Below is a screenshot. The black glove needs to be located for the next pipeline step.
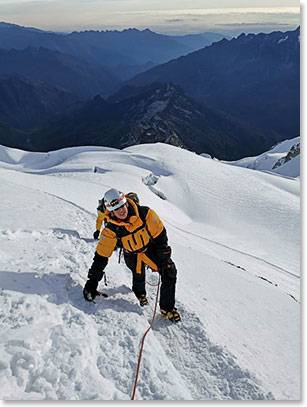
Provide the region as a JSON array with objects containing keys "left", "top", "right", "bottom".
[
  {"left": 93, "top": 230, "right": 100, "bottom": 240},
  {"left": 83, "top": 279, "right": 99, "bottom": 302}
]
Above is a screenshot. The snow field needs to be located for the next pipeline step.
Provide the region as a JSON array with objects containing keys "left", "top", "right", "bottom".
[{"left": 0, "top": 142, "right": 300, "bottom": 400}]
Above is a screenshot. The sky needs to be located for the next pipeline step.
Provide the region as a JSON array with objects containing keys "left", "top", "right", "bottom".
[{"left": 0, "top": 0, "right": 300, "bottom": 35}]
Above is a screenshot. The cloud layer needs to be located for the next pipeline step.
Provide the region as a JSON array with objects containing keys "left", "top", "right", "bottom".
[{"left": 0, "top": 1, "right": 300, "bottom": 35}]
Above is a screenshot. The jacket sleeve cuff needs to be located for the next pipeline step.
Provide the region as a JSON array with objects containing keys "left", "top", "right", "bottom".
[{"left": 88, "top": 252, "right": 108, "bottom": 281}]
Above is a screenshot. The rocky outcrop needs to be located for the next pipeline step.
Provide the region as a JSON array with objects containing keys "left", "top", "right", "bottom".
[{"left": 273, "top": 142, "right": 300, "bottom": 169}]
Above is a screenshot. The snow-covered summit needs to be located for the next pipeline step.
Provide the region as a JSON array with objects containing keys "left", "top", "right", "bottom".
[{"left": 0, "top": 142, "right": 300, "bottom": 400}]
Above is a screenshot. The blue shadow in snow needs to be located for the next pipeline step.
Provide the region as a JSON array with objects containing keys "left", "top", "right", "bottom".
[{"left": 0, "top": 271, "right": 142, "bottom": 316}]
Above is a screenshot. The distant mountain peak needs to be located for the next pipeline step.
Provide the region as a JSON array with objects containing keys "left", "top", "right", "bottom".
[
  {"left": 125, "top": 28, "right": 142, "bottom": 32},
  {"left": 89, "top": 94, "right": 108, "bottom": 108},
  {"left": 0, "top": 21, "right": 46, "bottom": 33},
  {"left": 0, "top": 22, "right": 19, "bottom": 28},
  {"left": 236, "top": 32, "right": 246, "bottom": 39}
]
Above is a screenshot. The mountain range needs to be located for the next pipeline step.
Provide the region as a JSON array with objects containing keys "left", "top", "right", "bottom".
[
  {"left": 117, "top": 27, "right": 300, "bottom": 141},
  {"left": 0, "top": 22, "right": 228, "bottom": 79},
  {"left": 0, "top": 23, "right": 300, "bottom": 160}
]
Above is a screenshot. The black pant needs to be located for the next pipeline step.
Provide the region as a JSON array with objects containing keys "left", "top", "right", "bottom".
[{"left": 124, "top": 245, "right": 177, "bottom": 311}]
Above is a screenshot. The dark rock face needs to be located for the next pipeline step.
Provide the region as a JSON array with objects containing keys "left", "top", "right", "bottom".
[{"left": 26, "top": 82, "right": 276, "bottom": 160}]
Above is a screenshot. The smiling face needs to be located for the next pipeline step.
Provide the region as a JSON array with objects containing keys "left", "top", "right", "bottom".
[{"left": 113, "top": 203, "right": 128, "bottom": 220}]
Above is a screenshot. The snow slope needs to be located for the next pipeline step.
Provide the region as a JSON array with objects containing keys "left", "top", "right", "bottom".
[
  {"left": 226, "top": 137, "right": 300, "bottom": 178},
  {"left": 0, "top": 143, "right": 300, "bottom": 400}
]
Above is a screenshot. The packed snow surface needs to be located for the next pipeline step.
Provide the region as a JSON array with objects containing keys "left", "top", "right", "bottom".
[{"left": 0, "top": 142, "right": 300, "bottom": 400}]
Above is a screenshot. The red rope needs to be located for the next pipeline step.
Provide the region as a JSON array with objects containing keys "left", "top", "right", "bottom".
[
  {"left": 146, "top": 278, "right": 160, "bottom": 286},
  {"left": 131, "top": 272, "right": 161, "bottom": 400}
]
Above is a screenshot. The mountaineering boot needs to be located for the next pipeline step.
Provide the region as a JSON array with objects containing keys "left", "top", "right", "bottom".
[
  {"left": 138, "top": 294, "right": 148, "bottom": 307},
  {"left": 160, "top": 307, "right": 181, "bottom": 322}
]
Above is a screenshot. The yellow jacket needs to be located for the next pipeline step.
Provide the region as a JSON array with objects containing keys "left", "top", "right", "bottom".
[
  {"left": 96, "top": 210, "right": 105, "bottom": 231},
  {"left": 96, "top": 198, "right": 164, "bottom": 258}
]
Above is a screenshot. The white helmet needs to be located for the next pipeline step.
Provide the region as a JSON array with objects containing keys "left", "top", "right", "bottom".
[{"left": 104, "top": 188, "right": 126, "bottom": 211}]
